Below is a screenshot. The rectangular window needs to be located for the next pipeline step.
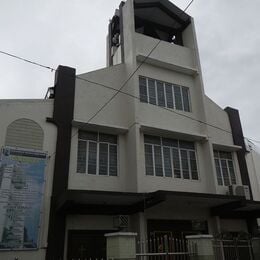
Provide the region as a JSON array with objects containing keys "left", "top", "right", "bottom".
[
  {"left": 139, "top": 76, "right": 191, "bottom": 112},
  {"left": 214, "top": 150, "right": 236, "bottom": 186},
  {"left": 77, "top": 131, "right": 118, "bottom": 176},
  {"left": 144, "top": 135, "right": 198, "bottom": 180}
]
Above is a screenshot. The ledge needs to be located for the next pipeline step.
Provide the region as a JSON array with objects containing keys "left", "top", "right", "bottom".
[
  {"left": 186, "top": 235, "right": 213, "bottom": 239},
  {"left": 140, "top": 124, "right": 208, "bottom": 142},
  {"left": 72, "top": 120, "right": 128, "bottom": 135},
  {"left": 137, "top": 55, "right": 198, "bottom": 76},
  {"left": 212, "top": 143, "right": 242, "bottom": 152},
  {"left": 105, "top": 232, "right": 138, "bottom": 237}
]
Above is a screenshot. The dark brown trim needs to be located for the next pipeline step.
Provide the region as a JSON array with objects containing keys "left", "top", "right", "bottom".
[
  {"left": 225, "top": 107, "right": 253, "bottom": 199},
  {"left": 46, "top": 65, "right": 76, "bottom": 260},
  {"left": 134, "top": 0, "right": 191, "bottom": 30},
  {"left": 211, "top": 200, "right": 247, "bottom": 216}
]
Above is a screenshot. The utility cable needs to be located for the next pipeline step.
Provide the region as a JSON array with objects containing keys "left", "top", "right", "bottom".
[
  {"left": 0, "top": 50, "right": 56, "bottom": 72},
  {"left": 1, "top": 0, "right": 260, "bottom": 151}
]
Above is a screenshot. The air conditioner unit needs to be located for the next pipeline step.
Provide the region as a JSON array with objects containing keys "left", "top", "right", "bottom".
[
  {"left": 229, "top": 185, "right": 251, "bottom": 200},
  {"left": 113, "top": 215, "right": 129, "bottom": 228}
]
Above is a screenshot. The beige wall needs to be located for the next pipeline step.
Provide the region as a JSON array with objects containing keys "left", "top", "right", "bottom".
[
  {"left": 68, "top": 0, "right": 243, "bottom": 197},
  {"left": 0, "top": 99, "right": 56, "bottom": 260}
]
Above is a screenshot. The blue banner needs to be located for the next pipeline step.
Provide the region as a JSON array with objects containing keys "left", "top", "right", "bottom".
[{"left": 0, "top": 147, "right": 46, "bottom": 250}]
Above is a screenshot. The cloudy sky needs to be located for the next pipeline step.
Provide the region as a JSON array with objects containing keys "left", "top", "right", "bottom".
[{"left": 0, "top": 0, "right": 260, "bottom": 143}]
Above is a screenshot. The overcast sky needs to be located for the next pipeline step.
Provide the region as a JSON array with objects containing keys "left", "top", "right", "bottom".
[{"left": 0, "top": 0, "right": 260, "bottom": 144}]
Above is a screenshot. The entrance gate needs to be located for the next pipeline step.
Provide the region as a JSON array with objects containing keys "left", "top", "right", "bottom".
[
  {"left": 136, "top": 235, "right": 197, "bottom": 260},
  {"left": 213, "top": 238, "right": 254, "bottom": 260},
  {"left": 67, "top": 230, "right": 114, "bottom": 260}
]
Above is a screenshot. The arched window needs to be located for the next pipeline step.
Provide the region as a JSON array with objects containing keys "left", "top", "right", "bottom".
[{"left": 5, "top": 118, "right": 44, "bottom": 150}]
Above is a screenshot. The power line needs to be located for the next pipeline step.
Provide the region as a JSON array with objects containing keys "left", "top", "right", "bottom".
[
  {"left": 0, "top": 50, "right": 56, "bottom": 72},
  {"left": 47, "top": 0, "right": 196, "bottom": 159},
  {"left": 1, "top": 1, "right": 260, "bottom": 149},
  {"left": 85, "top": 0, "right": 195, "bottom": 125},
  {"left": 86, "top": 39, "right": 161, "bottom": 124}
]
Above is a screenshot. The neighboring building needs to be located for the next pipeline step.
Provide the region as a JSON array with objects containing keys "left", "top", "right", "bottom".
[
  {"left": 0, "top": 0, "right": 260, "bottom": 259},
  {"left": 0, "top": 101, "right": 56, "bottom": 259}
]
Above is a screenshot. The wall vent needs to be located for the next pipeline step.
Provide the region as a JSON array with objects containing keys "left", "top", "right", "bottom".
[{"left": 113, "top": 215, "right": 129, "bottom": 228}]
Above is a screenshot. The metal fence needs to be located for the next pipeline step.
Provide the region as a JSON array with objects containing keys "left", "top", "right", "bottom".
[
  {"left": 136, "top": 235, "right": 197, "bottom": 260},
  {"left": 213, "top": 238, "right": 254, "bottom": 260}
]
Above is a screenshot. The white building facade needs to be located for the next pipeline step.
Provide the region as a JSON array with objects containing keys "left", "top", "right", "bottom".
[{"left": 0, "top": 0, "right": 260, "bottom": 259}]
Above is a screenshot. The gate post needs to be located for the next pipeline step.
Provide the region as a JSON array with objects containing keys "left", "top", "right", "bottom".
[
  {"left": 252, "top": 237, "right": 260, "bottom": 260},
  {"left": 105, "top": 232, "right": 137, "bottom": 260},
  {"left": 186, "top": 235, "right": 214, "bottom": 260}
]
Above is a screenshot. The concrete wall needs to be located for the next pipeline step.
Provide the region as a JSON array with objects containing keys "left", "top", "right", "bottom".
[
  {"left": 220, "top": 219, "right": 248, "bottom": 233},
  {"left": 0, "top": 99, "right": 56, "bottom": 260},
  {"left": 67, "top": 0, "right": 244, "bottom": 197},
  {"left": 246, "top": 144, "right": 260, "bottom": 201}
]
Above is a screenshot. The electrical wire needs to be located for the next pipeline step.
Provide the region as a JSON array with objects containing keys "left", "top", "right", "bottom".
[
  {"left": 1, "top": 0, "right": 260, "bottom": 153},
  {"left": 0, "top": 50, "right": 56, "bottom": 72}
]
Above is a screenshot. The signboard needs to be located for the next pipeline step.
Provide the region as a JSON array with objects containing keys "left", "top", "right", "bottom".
[{"left": 0, "top": 147, "right": 47, "bottom": 250}]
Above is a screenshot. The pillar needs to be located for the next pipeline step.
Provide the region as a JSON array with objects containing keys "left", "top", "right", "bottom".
[
  {"left": 186, "top": 235, "right": 214, "bottom": 260},
  {"left": 252, "top": 238, "right": 260, "bottom": 259},
  {"left": 105, "top": 232, "right": 137, "bottom": 260}
]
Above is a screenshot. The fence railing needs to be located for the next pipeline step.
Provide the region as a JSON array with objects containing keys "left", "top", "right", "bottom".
[
  {"left": 213, "top": 238, "right": 254, "bottom": 260},
  {"left": 136, "top": 235, "right": 197, "bottom": 260}
]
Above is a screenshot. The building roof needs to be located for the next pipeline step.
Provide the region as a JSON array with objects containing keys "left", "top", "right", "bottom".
[{"left": 134, "top": 0, "right": 191, "bottom": 31}]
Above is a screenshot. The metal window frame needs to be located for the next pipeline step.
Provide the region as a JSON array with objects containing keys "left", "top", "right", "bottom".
[
  {"left": 214, "top": 151, "right": 237, "bottom": 187},
  {"left": 139, "top": 76, "right": 191, "bottom": 113},
  {"left": 144, "top": 136, "right": 199, "bottom": 180},
  {"left": 77, "top": 132, "right": 118, "bottom": 176}
]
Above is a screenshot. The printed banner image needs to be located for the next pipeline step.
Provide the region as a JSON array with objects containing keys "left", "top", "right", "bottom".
[{"left": 0, "top": 147, "right": 46, "bottom": 250}]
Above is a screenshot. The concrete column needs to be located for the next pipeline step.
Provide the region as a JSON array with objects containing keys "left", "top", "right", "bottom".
[
  {"left": 186, "top": 235, "right": 214, "bottom": 260},
  {"left": 105, "top": 232, "right": 137, "bottom": 260},
  {"left": 252, "top": 238, "right": 260, "bottom": 260}
]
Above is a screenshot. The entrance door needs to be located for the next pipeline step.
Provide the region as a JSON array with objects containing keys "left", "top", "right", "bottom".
[{"left": 67, "top": 230, "right": 114, "bottom": 260}]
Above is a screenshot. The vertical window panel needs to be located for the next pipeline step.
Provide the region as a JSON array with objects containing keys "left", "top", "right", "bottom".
[
  {"left": 154, "top": 146, "right": 163, "bottom": 176},
  {"left": 163, "top": 147, "right": 172, "bottom": 177},
  {"left": 215, "top": 159, "right": 223, "bottom": 185},
  {"left": 172, "top": 148, "right": 181, "bottom": 178},
  {"left": 221, "top": 159, "right": 230, "bottom": 186},
  {"left": 99, "top": 143, "right": 109, "bottom": 175},
  {"left": 109, "top": 145, "right": 117, "bottom": 176},
  {"left": 165, "top": 84, "right": 174, "bottom": 109},
  {"left": 148, "top": 79, "right": 157, "bottom": 105},
  {"left": 157, "top": 81, "right": 166, "bottom": 107},
  {"left": 181, "top": 150, "right": 190, "bottom": 179},
  {"left": 189, "top": 151, "right": 198, "bottom": 180},
  {"left": 88, "top": 141, "right": 97, "bottom": 175},
  {"left": 145, "top": 144, "right": 154, "bottom": 176},
  {"left": 174, "top": 85, "right": 183, "bottom": 110},
  {"left": 77, "top": 140, "right": 87, "bottom": 173},
  {"left": 228, "top": 160, "right": 236, "bottom": 185},
  {"left": 139, "top": 77, "right": 148, "bottom": 103},
  {"left": 182, "top": 86, "right": 190, "bottom": 112}
]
